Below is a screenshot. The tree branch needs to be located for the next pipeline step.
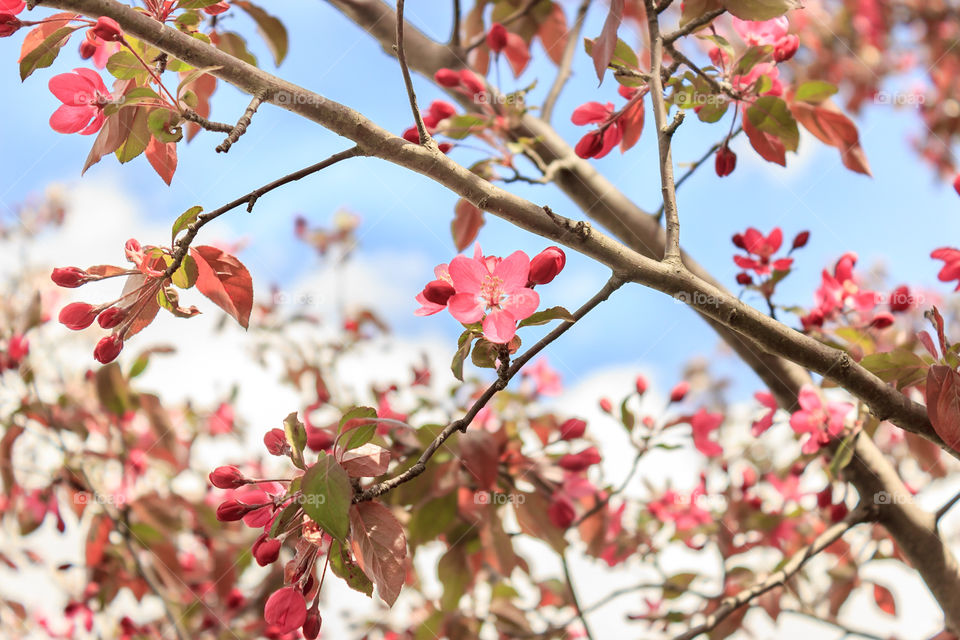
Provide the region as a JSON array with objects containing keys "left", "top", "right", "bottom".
[
  {"left": 164, "top": 146, "right": 364, "bottom": 277},
  {"left": 655, "top": 126, "right": 743, "bottom": 220},
  {"left": 562, "top": 551, "right": 596, "bottom": 640},
  {"left": 673, "top": 506, "right": 873, "bottom": 640},
  {"left": 541, "top": 0, "right": 590, "bottom": 123},
  {"left": 663, "top": 7, "right": 725, "bottom": 44},
  {"left": 644, "top": 0, "right": 683, "bottom": 264},
  {"left": 395, "top": 0, "right": 432, "bottom": 147},
  {"left": 354, "top": 274, "right": 625, "bottom": 502},
  {"left": 215, "top": 90, "right": 267, "bottom": 153}
]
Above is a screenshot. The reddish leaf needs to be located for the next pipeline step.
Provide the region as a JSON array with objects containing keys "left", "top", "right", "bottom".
[
  {"left": 926, "top": 365, "right": 960, "bottom": 452},
  {"left": 451, "top": 198, "right": 484, "bottom": 251},
  {"left": 18, "top": 13, "right": 80, "bottom": 63},
  {"left": 905, "top": 431, "right": 947, "bottom": 478},
  {"left": 83, "top": 80, "right": 136, "bottom": 174},
  {"left": 873, "top": 583, "right": 896, "bottom": 615},
  {"left": 145, "top": 136, "right": 178, "bottom": 185},
  {"left": 743, "top": 109, "right": 786, "bottom": 166},
  {"left": 118, "top": 273, "right": 161, "bottom": 338},
  {"left": 591, "top": 0, "right": 624, "bottom": 82},
  {"left": 180, "top": 72, "right": 217, "bottom": 142},
  {"left": 789, "top": 100, "right": 871, "bottom": 176},
  {"left": 340, "top": 443, "right": 390, "bottom": 477},
  {"left": 349, "top": 502, "right": 407, "bottom": 607},
  {"left": 619, "top": 97, "right": 645, "bottom": 152},
  {"left": 459, "top": 431, "right": 499, "bottom": 491},
  {"left": 503, "top": 33, "right": 531, "bottom": 77},
  {"left": 85, "top": 515, "right": 112, "bottom": 567},
  {"left": 537, "top": 3, "right": 569, "bottom": 65},
  {"left": 190, "top": 245, "right": 254, "bottom": 329}
]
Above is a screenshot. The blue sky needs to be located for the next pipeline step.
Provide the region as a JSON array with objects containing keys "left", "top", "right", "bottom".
[{"left": 1, "top": 1, "right": 958, "bottom": 398}]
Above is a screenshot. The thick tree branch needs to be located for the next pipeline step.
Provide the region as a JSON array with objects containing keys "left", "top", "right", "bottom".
[
  {"left": 673, "top": 506, "right": 873, "bottom": 640},
  {"left": 355, "top": 275, "right": 625, "bottom": 502}
]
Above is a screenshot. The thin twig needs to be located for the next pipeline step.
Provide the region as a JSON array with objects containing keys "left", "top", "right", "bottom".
[
  {"left": 216, "top": 90, "right": 268, "bottom": 153},
  {"left": 396, "top": 0, "right": 432, "bottom": 147},
  {"left": 164, "top": 146, "right": 364, "bottom": 277},
  {"left": 663, "top": 7, "right": 725, "bottom": 43},
  {"left": 541, "top": 0, "right": 591, "bottom": 123},
  {"left": 562, "top": 551, "right": 597, "bottom": 640},
  {"left": 672, "top": 506, "right": 873, "bottom": 640},
  {"left": 655, "top": 126, "right": 743, "bottom": 220},
  {"left": 643, "top": 0, "right": 683, "bottom": 264},
  {"left": 450, "top": 0, "right": 461, "bottom": 47},
  {"left": 181, "top": 110, "right": 234, "bottom": 133},
  {"left": 666, "top": 42, "right": 727, "bottom": 96},
  {"left": 936, "top": 489, "right": 960, "bottom": 526},
  {"left": 571, "top": 448, "right": 642, "bottom": 527},
  {"left": 355, "top": 274, "right": 626, "bottom": 502}
]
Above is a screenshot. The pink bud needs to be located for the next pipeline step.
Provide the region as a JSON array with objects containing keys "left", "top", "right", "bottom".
[
  {"left": 7, "top": 334, "right": 28, "bottom": 364},
  {"left": 79, "top": 38, "right": 97, "bottom": 59},
  {"left": 889, "top": 285, "right": 912, "bottom": 312},
  {"left": 558, "top": 446, "right": 601, "bottom": 472},
  {"left": 0, "top": 13, "right": 21, "bottom": 38},
  {"left": 51, "top": 266, "right": 89, "bottom": 288},
  {"left": 263, "top": 428, "right": 287, "bottom": 456},
  {"left": 97, "top": 306, "right": 127, "bottom": 329},
  {"left": 216, "top": 499, "right": 250, "bottom": 522},
  {"left": 434, "top": 68, "right": 460, "bottom": 87},
  {"left": 302, "top": 611, "right": 322, "bottom": 639},
  {"left": 829, "top": 502, "right": 848, "bottom": 522},
  {"left": 94, "top": 335, "right": 124, "bottom": 364},
  {"left": 528, "top": 246, "right": 566, "bottom": 285},
  {"left": 459, "top": 69, "right": 485, "bottom": 97},
  {"left": 715, "top": 145, "right": 736, "bottom": 177},
  {"left": 669, "top": 381, "right": 689, "bottom": 403},
  {"left": 791, "top": 230, "right": 810, "bottom": 250},
  {"left": 209, "top": 465, "right": 248, "bottom": 489},
  {"left": 574, "top": 130, "right": 604, "bottom": 159},
  {"left": 401, "top": 126, "right": 420, "bottom": 143},
  {"left": 869, "top": 312, "right": 895, "bottom": 329},
  {"left": 252, "top": 533, "right": 282, "bottom": 566},
  {"left": 422, "top": 280, "right": 456, "bottom": 306},
  {"left": 599, "top": 397, "right": 613, "bottom": 413},
  {"left": 59, "top": 302, "right": 98, "bottom": 330},
  {"left": 732, "top": 233, "right": 746, "bottom": 250},
  {"left": 953, "top": 173, "right": 960, "bottom": 197},
  {"left": 817, "top": 486, "right": 833, "bottom": 509},
  {"left": 547, "top": 495, "right": 576, "bottom": 528},
  {"left": 438, "top": 142, "right": 453, "bottom": 154},
  {"left": 264, "top": 587, "right": 307, "bottom": 634},
  {"left": 91, "top": 16, "right": 123, "bottom": 41},
  {"left": 486, "top": 22, "right": 508, "bottom": 53},
  {"left": 736, "top": 272, "right": 753, "bottom": 285},
  {"left": 558, "top": 418, "right": 586, "bottom": 440},
  {"left": 635, "top": 375, "right": 648, "bottom": 395},
  {"left": 773, "top": 34, "right": 799, "bottom": 62}
]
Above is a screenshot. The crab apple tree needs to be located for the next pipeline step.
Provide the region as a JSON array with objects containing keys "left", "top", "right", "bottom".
[{"left": 3, "top": 0, "right": 960, "bottom": 638}]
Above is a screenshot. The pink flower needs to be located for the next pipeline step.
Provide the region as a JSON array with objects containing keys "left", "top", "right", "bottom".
[
  {"left": 751, "top": 391, "right": 778, "bottom": 436},
  {"left": 208, "top": 402, "right": 235, "bottom": 434},
  {"left": 263, "top": 587, "right": 307, "bottom": 634},
  {"left": 486, "top": 22, "right": 508, "bottom": 53},
  {"left": 732, "top": 227, "right": 793, "bottom": 276},
  {"left": 669, "top": 380, "right": 689, "bottom": 403},
  {"left": 558, "top": 447, "right": 602, "bottom": 472},
  {"left": 0, "top": 0, "right": 24, "bottom": 15},
  {"left": 690, "top": 408, "right": 723, "bottom": 457},
  {"left": 571, "top": 101, "right": 614, "bottom": 125},
  {"left": 648, "top": 485, "right": 712, "bottom": 533},
  {"left": 932, "top": 247, "right": 960, "bottom": 291},
  {"left": 447, "top": 249, "right": 539, "bottom": 343},
  {"left": 48, "top": 69, "right": 114, "bottom": 135},
  {"left": 523, "top": 357, "right": 562, "bottom": 396},
  {"left": 733, "top": 62, "right": 783, "bottom": 96},
  {"left": 789, "top": 385, "right": 852, "bottom": 454},
  {"left": 732, "top": 16, "right": 789, "bottom": 47},
  {"left": 548, "top": 493, "right": 576, "bottom": 528}
]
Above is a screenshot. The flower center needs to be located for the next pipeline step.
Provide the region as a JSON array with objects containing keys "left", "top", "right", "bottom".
[{"left": 479, "top": 275, "right": 504, "bottom": 309}]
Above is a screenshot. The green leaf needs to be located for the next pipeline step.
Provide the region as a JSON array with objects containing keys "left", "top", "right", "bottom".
[
  {"left": 829, "top": 432, "right": 857, "bottom": 479},
  {"left": 343, "top": 423, "right": 377, "bottom": 451},
  {"left": 268, "top": 500, "right": 301, "bottom": 538},
  {"left": 723, "top": 0, "right": 801, "bottom": 21},
  {"left": 106, "top": 51, "right": 147, "bottom": 80},
  {"left": 620, "top": 397, "right": 636, "bottom": 433},
  {"left": 734, "top": 44, "right": 773, "bottom": 75},
  {"left": 20, "top": 26, "right": 82, "bottom": 81},
  {"left": 171, "top": 205, "right": 202, "bottom": 244},
  {"left": 284, "top": 411, "right": 307, "bottom": 469},
  {"left": 663, "top": 572, "right": 698, "bottom": 599},
  {"left": 861, "top": 349, "right": 929, "bottom": 390},
  {"left": 170, "top": 254, "right": 198, "bottom": 289},
  {"left": 177, "top": 0, "right": 223, "bottom": 8},
  {"left": 451, "top": 330, "right": 477, "bottom": 381},
  {"left": 440, "top": 114, "right": 488, "bottom": 140},
  {"left": 176, "top": 66, "right": 221, "bottom": 100},
  {"left": 471, "top": 338, "right": 500, "bottom": 369},
  {"left": 408, "top": 493, "right": 458, "bottom": 546},
  {"left": 583, "top": 37, "right": 640, "bottom": 70},
  {"left": 794, "top": 81, "right": 838, "bottom": 104},
  {"left": 234, "top": 1, "right": 289, "bottom": 65},
  {"left": 680, "top": 0, "right": 722, "bottom": 27},
  {"left": 216, "top": 31, "right": 258, "bottom": 66},
  {"left": 518, "top": 306, "right": 574, "bottom": 328},
  {"left": 301, "top": 452, "right": 352, "bottom": 541},
  {"left": 328, "top": 540, "right": 373, "bottom": 597},
  {"left": 119, "top": 87, "right": 162, "bottom": 108},
  {"left": 339, "top": 406, "right": 377, "bottom": 432},
  {"left": 746, "top": 96, "right": 799, "bottom": 152},
  {"left": 147, "top": 108, "right": 183, "bottom": 144},
  {"left": 115, "top": 107, "right": 151, "bottom": 164}
]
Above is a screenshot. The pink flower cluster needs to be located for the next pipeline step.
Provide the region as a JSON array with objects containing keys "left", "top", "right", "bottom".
[
  {"left": 416, "top": 244, "right": 565, "bottom": 344},
  {"left": 789, "top": 385, "right": 853, "bottom": 454},
  {"left": 401, "top": 99, "right": 456, "bottom": 153},
  {"left": 571, "top": 85, "right": 645, "bottom": 159}
]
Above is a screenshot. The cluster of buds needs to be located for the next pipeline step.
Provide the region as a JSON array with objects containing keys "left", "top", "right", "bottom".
[
  {"left": 571, "top": 85, "right": 646, "bottom": 160},
  {"left": 401, "top": 99, "right": 456, "bottom": 153}
]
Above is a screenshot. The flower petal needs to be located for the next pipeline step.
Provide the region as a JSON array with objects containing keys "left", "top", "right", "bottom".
[
  {"left": 49, "top": 104, "right": 94, "bottom": 133},
  {"left": 448, "top": 255, "right": 485, "bottom": 293},
  {"left": 447, "top": 292, "right": 484, "bottom": 323},
  {"left": 494, "top": 250, "right": 530, "bottom": 290},
  {"left": 49, "top": 72, "right": 94, "bottom": 106},
  {"left": 503, "top": 287, "right": 539, "bottom": 321},
  {"left": 483, "top": 310, "right": 517, "bottom": 344}
]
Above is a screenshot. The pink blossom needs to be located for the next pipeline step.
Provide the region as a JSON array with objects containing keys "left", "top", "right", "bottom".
[
  {"left": 733, "top": 62, "right": 784, "bottom": 96},
  {"left": 751, "top": 391, "right": 778, "bottom": 436},
  {"left": 48, "top": 68, "right": 114, "bottom": 135},
  {"left": 447, "top": 249, "right": 539, "bottom": 343},
  {"left": 415, "top": 263, "right": 453, "bottom": 315},
  {"left": 523, "top": 357, "right": 562, "bottom": 396},
  {"left": 732, "top": 16, "right": 789, "bottom": 47},
  {"left": 690, "top": 408, "right": 723, "bottom": 457},
  {"left": 571, "top": 101, "right": 614, "bottom": 125},
  {"left": 732, "top": 227, "right": 793, "bottom": 276},
  {"left": 0, "top": 0, "right": 24, "bottom": 14},
  {"left": 932, "top": 247, "right": 960, "bottom": 291},
  {"left": 789, "top": 385, "right": 852, "bottom": 454}
]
